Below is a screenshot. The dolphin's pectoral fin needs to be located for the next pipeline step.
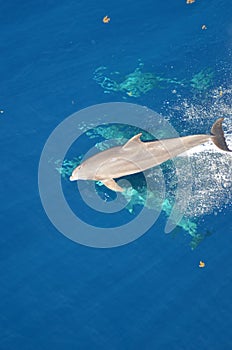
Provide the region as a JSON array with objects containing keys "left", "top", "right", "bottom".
[
  {"left": 123, "top": 133, "right": 143, "bottom": 149},
  {"left": 100, "top": 179, "right": 124, "bottom": 192}
]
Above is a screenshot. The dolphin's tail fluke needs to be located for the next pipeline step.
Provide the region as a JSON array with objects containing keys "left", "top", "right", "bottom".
[{"left": 211, "top": 118, "right": 231, "bottom": 152}]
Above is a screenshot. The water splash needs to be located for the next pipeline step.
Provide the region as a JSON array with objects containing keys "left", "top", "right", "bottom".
[{"left": 166, "top": 86, "right": 232, "bottom": 219}]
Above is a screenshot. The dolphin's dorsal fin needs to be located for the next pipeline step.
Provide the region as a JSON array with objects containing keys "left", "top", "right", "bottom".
[
  {"left": 123, "top": 133, "right": 143, "bottom": 149},
  {"left": 101, "top": 179, "right": 124, "bottom": 192}
]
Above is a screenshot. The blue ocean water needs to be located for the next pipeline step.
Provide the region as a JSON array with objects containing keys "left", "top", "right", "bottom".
[{"left": 1, "top": 1, "right": 232, "bottom": 349}]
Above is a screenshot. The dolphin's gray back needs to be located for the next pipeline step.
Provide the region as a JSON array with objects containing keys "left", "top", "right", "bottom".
[
  {"left": 93, "top": 134, "right": 212, "bottom": 179},
  {"left": 146, "top": 134, "right": 211, "bottom": 164}
]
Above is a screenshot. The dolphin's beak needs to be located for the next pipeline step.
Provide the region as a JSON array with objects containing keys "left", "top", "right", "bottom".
[{"left": 69, "top": 175, "right": 76, "bottom": 181}]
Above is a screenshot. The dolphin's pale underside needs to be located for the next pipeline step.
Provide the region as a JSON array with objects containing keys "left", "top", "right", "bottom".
[{"left": 70, "top": 118, "right": 231, "bottom": 192}]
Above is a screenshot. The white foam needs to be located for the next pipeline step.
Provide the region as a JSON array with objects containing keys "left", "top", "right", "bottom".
[{"left": 166, "top": 90, "right": 232, "bottom": 218}]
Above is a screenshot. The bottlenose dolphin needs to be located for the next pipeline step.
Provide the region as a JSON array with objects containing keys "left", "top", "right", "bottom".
[{"left": 70, "top": 118, "right": 231, "bottom": 192}]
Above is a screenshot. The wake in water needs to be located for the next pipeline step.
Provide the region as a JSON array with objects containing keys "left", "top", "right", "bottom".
[{"left": 166, "top": 87, "right": 232, "bottom": 219}]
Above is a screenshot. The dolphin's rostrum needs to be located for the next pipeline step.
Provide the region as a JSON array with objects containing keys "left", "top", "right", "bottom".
[{"left": 70, "top": 118, "right": 231, "bottom": 192}]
